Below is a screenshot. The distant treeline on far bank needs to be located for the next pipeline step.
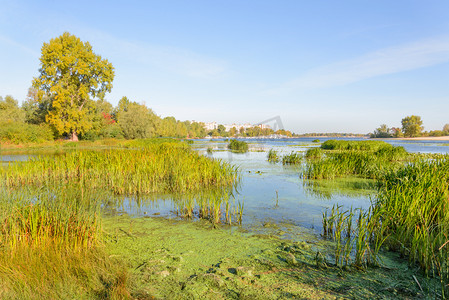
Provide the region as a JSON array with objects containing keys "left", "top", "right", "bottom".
[
  {"left": 0, "top": 93, "right": 299, "bottom": 144},
  {"left": 371, "top": 115, "right": 449, "bottom": 138}
]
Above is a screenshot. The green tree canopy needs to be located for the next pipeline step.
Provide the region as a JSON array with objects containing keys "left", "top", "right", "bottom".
[
  {"left": 22, "top": 88, "right": 51, "bottom": 125},
  {"left": 32, "top": 32, "right": 114, "bottom": 141},
  {"left": 443, "top": 124, "right": 449, "bottom": 134},
  {"left": 371, "top": 124, "right": 392, "bottom": 138},
  {"left": 401, "top": 115, "right": 423, "bottom": 137},
  {"left": 118, "top": 102, "right": 159, "bottom": 139},
  {"left": 0, "top": 95, "right": 25, "bottom": 123}
]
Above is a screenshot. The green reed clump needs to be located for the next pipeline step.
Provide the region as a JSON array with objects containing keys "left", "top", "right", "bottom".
[
  {"left": 2, "top": 142, "right": 240, "bottom": 195},
  {"left": 321, "top": 140, "right": 391, "bottom": 151},
  {"left": 302, "top": 145, "right": 411, "bottom": 180},
  {"left": 305, "top": 147, "right": 323, "bottom": 159},
  {"left": 227, "top": 139, "right": 249, "bottom": 153},
  {"left": 282, "top": 152, "right": 302, "bottom": 165},
  {"left": 312, "top": 139, "right": 320, "bottom": 143},
  {"left": 0, "top": 187, "right": 131, "bottom": 298},
  {"left": 322, "top": 205, "right": 386, "bottom": 269},
  {"left": 207, "top": 147, "right": 213, "bottom": 154},
  {"left": 0, "top": 187, "right": 101, "bottom": 250},
  {"left": 172, "top": 186, "right": 243, "bottom": 225},
  {"left": 267, "top": 149, "right": 280, "bottom": 163},
  {"left": 375, "top": 156, "right": 449, "bottom": 296}
]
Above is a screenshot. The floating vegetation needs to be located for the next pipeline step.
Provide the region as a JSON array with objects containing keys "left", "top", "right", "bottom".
[
  {"left": 312, "top": 139, "right": 320, "bottom": 143},
  {"left": 304, "top": 177, "right": 376, "bottom": 199},
  {"left": 227, "top": 139, "right": 249, "bottom": 153},
  {"left": 2, "top": 142, "right": 240, "bottom": 194},
  {"left": 282, "top": 152, "right": 302, "bottom": 165},
  {"left": 267, "top": 149, "right": 280, "bottom": 163}
]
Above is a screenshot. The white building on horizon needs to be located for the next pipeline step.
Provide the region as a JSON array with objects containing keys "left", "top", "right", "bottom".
[{"left": 203, "top": 122, "right": 271, "bottom": 132}]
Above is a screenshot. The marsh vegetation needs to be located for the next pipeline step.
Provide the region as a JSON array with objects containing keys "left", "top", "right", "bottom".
[
  {"left": 1, "top": 137, "right": 448, "bottom": 298},
  {"left": 301, "top": 140, "right": 449, "bottom": 297}
]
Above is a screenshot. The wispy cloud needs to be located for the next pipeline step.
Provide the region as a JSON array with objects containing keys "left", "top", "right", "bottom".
[
  {"left": 0, "top": 34, "right": 39, "bottom": 57},
  {"left": 266, "top": 36, "right": 449, "bottom": 94},
  {"left": 81, "top": 30, "right": 228, "bottom": 78}
]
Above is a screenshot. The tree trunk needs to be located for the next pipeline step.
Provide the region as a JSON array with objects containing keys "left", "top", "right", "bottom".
[{"left": 71, "top": 131, "right": 79, "bottom": 141}]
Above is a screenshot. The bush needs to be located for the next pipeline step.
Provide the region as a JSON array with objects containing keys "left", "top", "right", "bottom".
[{"left": 0, "top": 122, "right": 54, "bottom": 144}]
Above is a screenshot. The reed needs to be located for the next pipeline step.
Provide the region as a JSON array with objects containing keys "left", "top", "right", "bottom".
[
  {"left": 321, "top": 140, "right": 391, "bottom": 151},
  {"left": 282, "top": 152, "right": 302, "bottom": 165},
  {"left": 0, "top": 187, "right": 129, "bottom": 298},
  {"left": 302, "top": 146, "right": 411, "bottom": 180},
  {"left": 305, "top": 147, "right": 323, "bottom": 159},
  {"left": 172, "top": 187, "right": 243, "bottom": 225},
  {"left": 322, "top": 155, "right": 449, "bottom": 295},
  {"left": 2, "top": 142, "right": 240, "bottom": 195},
  {"left": 322, "top": 205, "right": 385, "bottom": 268},
  {"left": 227, "top": 139, "right": 249, "bottom": 153},
  {"left": 267, "top": 149, "right": 280, "bottom": 163},
  {"left": 375, "top": 155, "right": 449, "bottom": 296},
  {"left": 0, "top": 187, "right": 101, "bottom": 250}
]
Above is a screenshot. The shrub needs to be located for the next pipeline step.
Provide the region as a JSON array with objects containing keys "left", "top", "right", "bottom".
[{"left": 0, "top": 122, "right": 54, "bottom": 144}]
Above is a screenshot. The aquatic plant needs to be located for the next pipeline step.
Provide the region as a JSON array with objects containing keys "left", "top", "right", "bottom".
[
  {"left": 321, "top": 140, "right": 391, "bottom": 151},
  {"left": 282, "top": 152, "right": 302, "bottom": 165},
  {"left": 0, "top": 187, "right": 130, "bottom": 298},
  {"left": 172, "top": 187, "right": 243, "bottom": 225},
  {"left": 305, "top": 147, "right": 323, "bottom": 159},
  {"left": 267, "top": 149, "right": 280, "bottom": 163},
  {"left": 322, "top": 155, "right": 449, "bottom": 296},
  {"left": 227, "top": 139, "right": 249, "bottom": 153},
  {"left": 312, "top": 139, "right": 320, "bottom": 143},
  {"left": 302, "top": 145, "right": 412, "bottom": 180},
  {"left": 2, "top": 142, "right": 240, "bottom": 194},
  {"left": 322, "top": 205, "right": 385, "bottom": 269},
  {"left": 0, "top": 187, "right": 101, "bottom": 250},
  {"left": 375, "top": 156, "right": 449, "bottom": 296}
]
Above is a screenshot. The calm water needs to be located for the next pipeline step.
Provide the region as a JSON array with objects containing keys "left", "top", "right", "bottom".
[
  {"left": 2, "top": 138, "right": 449, "bottom": 235},
  {"left": 113, "top": 138, "right": 449, "bottom": 235}
]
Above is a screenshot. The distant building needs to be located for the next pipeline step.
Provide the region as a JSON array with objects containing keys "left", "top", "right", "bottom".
[
  {"left": 203, "top": 122, "right": 271, "bottom": 132},
  {"left": 204, "top": 122, "right": 218, "bottom": 131}
]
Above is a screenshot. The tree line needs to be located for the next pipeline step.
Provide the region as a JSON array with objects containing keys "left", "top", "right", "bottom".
[
  {"left": 371, "top": 115, "right": 449, "bottom": 138},
  {"left": 1, "top": 32, "right": 294, "bottom": 144},
  {"left": 0, "top": 33, "right": 207, "bottom": 143}
]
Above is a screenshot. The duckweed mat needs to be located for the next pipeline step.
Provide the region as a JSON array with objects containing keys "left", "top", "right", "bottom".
[{"left": 104, "top": 215, "right": 438, "bottom": 299}]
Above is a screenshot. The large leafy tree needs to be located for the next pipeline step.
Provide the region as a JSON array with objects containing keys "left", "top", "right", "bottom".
[
  {"left": 401, "top": 115, "right": 423, "bottom": 137},
  {"left": 33, "top": 32, "right": 114, "bottom": 141}
]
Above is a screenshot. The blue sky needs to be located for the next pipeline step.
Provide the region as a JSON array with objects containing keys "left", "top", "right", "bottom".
[{"left": 1, "top": 0, "right": 448, "bottom": 133}]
